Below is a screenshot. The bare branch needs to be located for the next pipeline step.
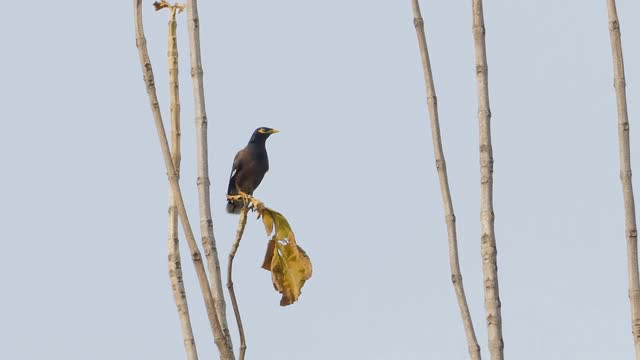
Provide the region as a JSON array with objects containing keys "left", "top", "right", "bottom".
[
  {"left": 184, "top": 0, "right": 235, "bottom": 350},
  {"left": 227, "top": 206, "right": 249, "bottom": 360},
  {"left": 133, "top": 1, "right": 233, "bottom": 358},
  {"left": 607, "top": 1, "right": 640, "bottom": 357},
  {"left": 470, "top": 1, "right": 504, "bottom": 359},
  {"left": 410, "top": 1, "right": 481, "bottom": 359},
  {"left": 162, "top": 5, "right": 198, "bottom": 360}
]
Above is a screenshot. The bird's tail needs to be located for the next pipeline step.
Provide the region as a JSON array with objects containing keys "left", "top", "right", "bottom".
[
  {"left": 226, "top": 174, "right": 242, "bottom": 214},
  {"left": 226, "top": 199, "right": 242, "bottom": 214}
]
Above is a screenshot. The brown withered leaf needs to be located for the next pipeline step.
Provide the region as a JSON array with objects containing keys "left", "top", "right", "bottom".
[
  {"left": 261, "top": 239, "right": 276, "bottom": 270},
  {"left": 258, "top": 208, "right": 312, "bottom": 306}
]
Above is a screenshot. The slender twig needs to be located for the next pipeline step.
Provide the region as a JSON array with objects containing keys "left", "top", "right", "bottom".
[
  {"left": 607, "top": 2, "right": 640, "bottom": 357},
  {"left": 133, "top": 2, "right": 234, "bottom": 359},
  {"left": 161, "top": 4, "right": 198, "bottom": 360},
  {"left": 410, "top": 1, "right": 481, "bottom": 359},
  {"left": 184, "top": 0, "right": 234, "bottom": 349},
  {"left": 470, "top": 1, "right": 504, "bottom": 359},
  {"left": 227, "top": 206, "right": 249, "bottom": 360}
]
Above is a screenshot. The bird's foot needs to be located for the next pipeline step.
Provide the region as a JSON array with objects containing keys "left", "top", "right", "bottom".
[
  {"left": 226, "top": 193, "right": 265, "bottom": 214},
  {"left": 249, "top": 197, "right": 264, "bottom": 212},
  {"left": 227, "top": 192, "right": 251, "bottom": 208}
]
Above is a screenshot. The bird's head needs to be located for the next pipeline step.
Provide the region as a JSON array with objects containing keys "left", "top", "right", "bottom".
[{"left": 249, "top": 127, "right": 279, "bottom": 143}]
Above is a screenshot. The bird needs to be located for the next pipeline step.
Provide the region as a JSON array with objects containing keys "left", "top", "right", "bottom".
[{"left": 226, "top": 127, "right": 279, "bottom": 213}]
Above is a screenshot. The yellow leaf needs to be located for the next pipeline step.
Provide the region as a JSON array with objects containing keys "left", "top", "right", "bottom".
[
  {"left": 261, "top": 210, "right": 274, "bottom": 236},
  {"left": 271, "top": 241, "right": 313, "bottom": 306},
  {"left": 261, "top": 208, "right": 312, "bottom": 306},
  {"left": 272, "top": 212, "right": 292, "bottom": 241}
]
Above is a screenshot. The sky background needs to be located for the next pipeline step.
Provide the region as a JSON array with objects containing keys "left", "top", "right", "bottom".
[{"left": 1, "top": 1, "right": 639, "bottom": 359}]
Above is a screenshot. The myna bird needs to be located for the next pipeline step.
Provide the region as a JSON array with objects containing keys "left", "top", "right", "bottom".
[{"left": 226, "top": 127, "right": 279, "bottom": 213}]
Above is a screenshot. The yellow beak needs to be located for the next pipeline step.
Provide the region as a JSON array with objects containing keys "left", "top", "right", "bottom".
[{"left": 269, "top": 129, "right": 280, "bottom": 134}]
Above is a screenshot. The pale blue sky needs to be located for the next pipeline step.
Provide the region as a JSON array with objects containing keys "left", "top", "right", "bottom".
[{"left": 1, "top": 1, "right": 639, "bottom": 359}]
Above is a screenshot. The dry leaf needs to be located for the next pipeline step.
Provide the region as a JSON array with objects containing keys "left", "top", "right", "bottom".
[
  {"left": 261, "top": 240, "right": 275, "bottom": 270},
  {"left": 262, "top": 210, "right": 274, "bottom": 237},
  {"left": 258, "top": 208, "right": 312, "bottom": 306}
]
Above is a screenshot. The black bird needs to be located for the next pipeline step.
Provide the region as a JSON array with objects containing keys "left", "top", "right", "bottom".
[{"left": 226, "top": 127, "right": 279, "bottom": 213}]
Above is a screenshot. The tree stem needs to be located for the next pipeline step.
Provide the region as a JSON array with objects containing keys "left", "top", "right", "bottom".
[
  {"left": 410, "top": 1, "right": 481, "bottom": 359},
  {"left": 165, "top": 5, "right": 198, "bottom": 360},
  {"left": 184, "top": 0, "right": 235, "bottom": 351},
  {"left": 470, "top": 1, "right": 504, "bottom": 359},
  {"left": 133, "top": 2, "right": 234, "bottom": 358},
  {"left": 227, "top": 206, "right": 249, "bottom": 360},
  {"left": 606, "top": 1, "right": 640, "bottom": 358}
]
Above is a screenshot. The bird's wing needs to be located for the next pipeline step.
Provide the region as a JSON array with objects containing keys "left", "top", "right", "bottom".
[{"left": 227, "top": 149, "right": 245, "bottom": 196}]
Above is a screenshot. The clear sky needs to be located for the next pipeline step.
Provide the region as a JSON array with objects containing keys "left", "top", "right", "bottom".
[{"left": 1, "top": 1, "right": 639, "bottom": 359}]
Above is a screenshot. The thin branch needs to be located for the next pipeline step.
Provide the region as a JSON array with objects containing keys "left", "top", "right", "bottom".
[
  {"left": 470, "top": 1, "right": 504, "bottom": 359},
  {"left": 410, "top": 1, "right": 481, "bottom": 359},
  {"left": 227, "top": 206, "right": 249, "bottom": 360},
  {"left": 607, "top": 1, "right": 640, "bottom": 357},
  {"left": 133, "top": 2, "right": 234, "bottom": 359},
  {"left": 184, "top": 0, "right": 234, "bottom": 349},
  {"left": 167, "top": 6, "right": 183, "bottom": 178},
  {"left": 161, "top": 4, "right": 198, "bottom": 360}
]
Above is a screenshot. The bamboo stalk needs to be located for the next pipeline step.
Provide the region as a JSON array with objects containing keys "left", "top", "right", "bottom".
[
  {"left": 606, "top": 2, "right": 640, "bottom": 357},
  {"left": 133, "top": 2, "right": 234, "bottom": 359},
  {"left": 184, "top": 0, "right": 234, "bottom": 348},
  {"left": 162, "top": 3, "right": 198, "bottom": 360},
  {"left": 227, "top": 206, "right": 249, "bottom": 360},
  {"left": 470, "top": 1, "right": 504, "bottom": 359},
  {"left": 410, "top": 1, "right": 481, "bottom": 359}
]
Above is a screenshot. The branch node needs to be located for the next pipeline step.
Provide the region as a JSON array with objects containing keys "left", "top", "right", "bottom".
[
  {"left": 196, "top": 176, "right": 210, "bottom": 186},
  {"left": 609, "top": 20, "right": 620, "bottom": 31},
  {"left": 191, "top": 251, "right": 201, "bottom": 262},
  {"left": 472, "top": 25, "right": 486, "bottom": 37},
  {"left": 451, "top": 274, "right": 462, "bottom": 284}
]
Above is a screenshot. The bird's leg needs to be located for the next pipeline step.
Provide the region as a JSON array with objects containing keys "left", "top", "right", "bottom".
[{"left": 239, "top": 191, "right": 250, "bottom": 208}]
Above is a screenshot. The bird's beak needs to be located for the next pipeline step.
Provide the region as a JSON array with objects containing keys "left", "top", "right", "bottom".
[{"left": 268, "top": 129, "right": 280, "bottom": 134}]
